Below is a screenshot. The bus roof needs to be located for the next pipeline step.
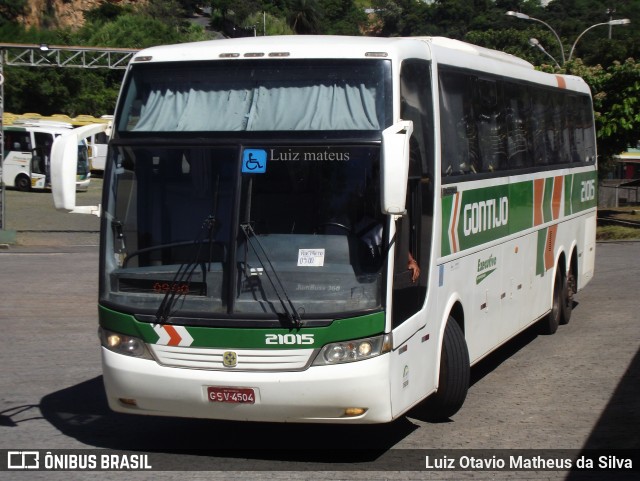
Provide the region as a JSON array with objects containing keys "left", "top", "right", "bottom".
[{"left": 131, "top": 35, "right": 590, "bottom": 95}]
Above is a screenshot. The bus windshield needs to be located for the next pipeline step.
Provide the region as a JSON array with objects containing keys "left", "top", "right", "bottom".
[
  {"left": 116, "top": 59, "right": 390, "bottom": 132},
  {"left": 102, "top": 143, "right": 386, "bottom": 322}
]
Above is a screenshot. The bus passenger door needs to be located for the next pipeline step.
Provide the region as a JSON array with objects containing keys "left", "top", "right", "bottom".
[{"left": 389, "top": 58, "right": 436, "bottom": 418}]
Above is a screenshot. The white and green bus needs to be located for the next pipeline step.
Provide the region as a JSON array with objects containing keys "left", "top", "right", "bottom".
[{"left": 51, "top": 36, "right": 597, "bottom": 423}]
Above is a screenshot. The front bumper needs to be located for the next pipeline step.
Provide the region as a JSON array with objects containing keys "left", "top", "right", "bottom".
[{"left": 102, "top": 347, "right": 394, "bottom": 424}]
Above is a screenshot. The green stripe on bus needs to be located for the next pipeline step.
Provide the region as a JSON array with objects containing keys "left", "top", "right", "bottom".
[
  {"left": 441, "top": 171, "right": 597, "bottom": 257},
  {"left": 536, "top": 227, "right": 548, "bottom": 276},
  {"left": 543, "top": 177, "right": 554, "bottom": 223},
  {"left": 98, "top": 305, "right": 385, "bottom": 349}
]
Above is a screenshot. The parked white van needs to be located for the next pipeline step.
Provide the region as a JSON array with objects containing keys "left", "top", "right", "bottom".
[
  {"left": 2, "top": 120, "right": 91, "bottom": 191},
  {"left": 88, "top": 130, "right": 110, "bottom": 173}
]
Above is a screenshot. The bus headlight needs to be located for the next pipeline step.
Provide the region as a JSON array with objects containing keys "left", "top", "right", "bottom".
[
  {"left": 312, "top": 334, "right": 392, "bottom": 366},
  {"left": 99, "top": 327, "right": 153, "bottom": 360}
]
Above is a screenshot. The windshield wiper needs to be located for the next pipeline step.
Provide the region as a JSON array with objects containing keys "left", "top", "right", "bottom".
[
  {"left": 155, "top": 214, "right": 218, "bottom": 324},
  {"left": 240, "top": 222, "right": 303, "bottom": 328},
  {"left": 156, "top": 174, "right": 221, "bottom": 323}
]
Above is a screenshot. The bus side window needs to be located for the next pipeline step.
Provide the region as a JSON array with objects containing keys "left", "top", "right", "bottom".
[
  {"left": 582, "top": 96, "right": 597, "bottom": 163},
  {"left": 504, "top": 83, "right": 533, "bottom": 169},
  {"left": 5, "top": 132, "right": 31, "bottom": 152},
  {"left": 474, "top": 78, "right": 507, "bottom": 172}
]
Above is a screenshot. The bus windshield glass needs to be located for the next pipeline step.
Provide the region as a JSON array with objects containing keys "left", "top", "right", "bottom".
[
  {"left": 102, "top": 143, "right": 385, "bottom": 321},
  {"left": 116, "top": 59, "right": 390, "bottom": 132}
]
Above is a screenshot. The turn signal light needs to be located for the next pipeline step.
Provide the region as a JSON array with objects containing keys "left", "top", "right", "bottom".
[{"left": 343, "top": 407, "right": 367, "bottom": 417}]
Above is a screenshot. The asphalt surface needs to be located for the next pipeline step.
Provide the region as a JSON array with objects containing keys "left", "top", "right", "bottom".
[{"left": 1, "top": 177, "right": 102, "bottom": 246}]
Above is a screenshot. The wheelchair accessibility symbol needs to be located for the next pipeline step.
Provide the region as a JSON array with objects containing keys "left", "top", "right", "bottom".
[{"left": 242, "top": 149, "right": 267, "bottom": 174}]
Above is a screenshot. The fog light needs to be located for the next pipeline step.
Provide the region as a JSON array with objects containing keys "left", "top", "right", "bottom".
[{"left": 343, "top": 407, "right": 367, "bottom": 417}]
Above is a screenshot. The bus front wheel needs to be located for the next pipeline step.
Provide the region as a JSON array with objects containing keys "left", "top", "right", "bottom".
[{"left": 420, "top": 317, "right": 470, "bottom": 421}]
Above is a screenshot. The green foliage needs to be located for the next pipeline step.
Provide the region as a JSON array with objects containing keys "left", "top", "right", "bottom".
[
  {"left": 0, "top": 0, "right": 28, "bottom": 25},
  {"left": 84, "top": 12, "right": 207, "bottom": 48},
  {"left": 319, "top": 0, "right": 368, "bottom": 35},
  {"left": 288, "top": 0, "right": 322, "bottom": 34},
  {"left": 1, "top": 0, "right": 639, "bottom": 179},
  {"left": 83, "top": 2, "right": 132, "bottom": 23},
  {"left": 574, "top": 59, "right": 640, "bottom": 174},
  {"left": 3, "top": 67, "right": 121, "bottom": 117},
  {"left": 245, "top": 12, "right": 293, "bottom": 36},
  {"left": 596, "top": 225, "right": 640, "bottom": 241}
]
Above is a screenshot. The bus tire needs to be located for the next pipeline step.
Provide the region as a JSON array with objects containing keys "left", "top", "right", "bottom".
[
  {"left": 420, "top": 317, "right": 469, "bottom": 421},
  {"left": 560, "top": 268, "right": 574, "bottom": 325},
  {"left": 539, "top": 268, "right": 562, "bottom": 335},
  {"left": 15, "top": 175, "right": 31, "bottom": 192}
]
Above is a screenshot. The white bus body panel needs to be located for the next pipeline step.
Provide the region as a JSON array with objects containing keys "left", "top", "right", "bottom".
[{"left": 2, "top": 151, "right": 31, "bottom": 187}]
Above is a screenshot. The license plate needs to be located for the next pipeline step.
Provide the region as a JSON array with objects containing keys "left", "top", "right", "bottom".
[{"left": 207, "top": 387, "right": 256, "bottom": 404}]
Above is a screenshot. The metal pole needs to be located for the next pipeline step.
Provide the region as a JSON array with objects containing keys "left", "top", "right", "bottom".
[{"left": 1, "top": 48, "right": 5, "bottom": 231}]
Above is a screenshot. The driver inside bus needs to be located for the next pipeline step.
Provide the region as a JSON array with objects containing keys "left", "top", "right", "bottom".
[{"left": 355, "top": 217, "right": 420, "bottom": 283}]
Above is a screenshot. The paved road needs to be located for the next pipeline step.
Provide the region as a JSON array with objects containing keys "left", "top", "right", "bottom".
[
  {"left": 0, "top": 186, "right": 638, "bottom": 480},
  {"left": 2, "top": 178, "right": 102, "bottom": 246}
]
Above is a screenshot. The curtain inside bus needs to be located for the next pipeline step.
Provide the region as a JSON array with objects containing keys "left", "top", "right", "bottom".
[{"left": 117, "top": 60, "right": 390, "bottom": 133}]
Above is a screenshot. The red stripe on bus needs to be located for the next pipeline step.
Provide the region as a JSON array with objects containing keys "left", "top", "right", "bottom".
[
  {"left": 534, "top": 178, "right": 545, "bottom": 225},
  {"left": 450, "top": 193, "right": 461, "bottom": 253},
  {"left": 545, "top": 225, "right": 558, "bottom": 271},
  {"left": 164, "top": 325, "right": 182, "bottom": 346},
  {"left": 552, "top": 176, "right": 563, "bottom": 220}
]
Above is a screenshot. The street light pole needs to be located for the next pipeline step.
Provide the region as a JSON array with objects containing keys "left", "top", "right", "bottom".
[
  {"left": 607, "top": 8, "right": 615, "bottom": 39},
  {"left": 528, "top": 38, "right": 561, "bottom": 68},
  {"left": 506, "top": 11, "right": 631, "bottom": 66},
  {"left": 506, "top": 10, "right": 566, "bottom": 65},
  {"left": 568, "top": 19, "right": 631, "bottom": 62}
]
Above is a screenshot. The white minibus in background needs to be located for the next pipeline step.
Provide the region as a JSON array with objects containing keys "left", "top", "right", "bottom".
[{"left": 2, "top": 120, "right": 91, "bottom": 191}]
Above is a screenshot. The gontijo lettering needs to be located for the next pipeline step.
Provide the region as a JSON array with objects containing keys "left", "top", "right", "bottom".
[{"left": 463, "top": 197, "right": 509, "bottom": 236}]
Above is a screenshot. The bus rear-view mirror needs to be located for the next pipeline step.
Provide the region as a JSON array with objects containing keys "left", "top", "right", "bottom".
[
  {"left": 51, "top": 123, "right": 107, "bottom": 214},
  {"left": 381, "top": 120, "right": 413, "bottom": 215}
]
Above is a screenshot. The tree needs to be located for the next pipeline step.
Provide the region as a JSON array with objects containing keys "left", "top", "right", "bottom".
[
  {"left": 0, "top": 0, "right": 28, "bottom": 25},
  {"left": 318, "top": 0, "right": 367, "bottom": 35},
  {"left": 575, "top": 59, "right": 640, "bottom": 175},
  {"left": 245, "top": 11, "right": 294, "bottom": 36},
  {"left": 288, "top": 0, "right": 322, "bottom": 34}
]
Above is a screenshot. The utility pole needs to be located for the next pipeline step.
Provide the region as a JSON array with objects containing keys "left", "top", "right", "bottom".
[
  {"left": 607, "top": 8, "right": 616, "bottom": 39},
  {"left": 0, "top": 43, "right": 138, "bottom": 239}
]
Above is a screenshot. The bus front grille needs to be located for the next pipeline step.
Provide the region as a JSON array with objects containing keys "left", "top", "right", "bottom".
[{"left": 150, "top": 345, "right": 315, "bottom": 371}]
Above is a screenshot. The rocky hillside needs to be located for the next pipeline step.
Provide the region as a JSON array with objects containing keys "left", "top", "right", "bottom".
[{"left": 19, "top": 0, "right": 142, "bottom": 29}]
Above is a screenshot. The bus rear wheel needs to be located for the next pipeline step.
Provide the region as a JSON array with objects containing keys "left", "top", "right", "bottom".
[
  {"left": 560, "top": 268, "right": 574, "bottom": 325},
  {"left": 420, "top": 317, "right": 470, "bottom": 421},
  {"left": 539, "top": 268, "right": 563, "bottom": 335}
]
